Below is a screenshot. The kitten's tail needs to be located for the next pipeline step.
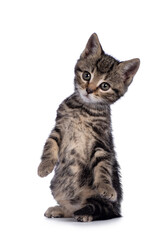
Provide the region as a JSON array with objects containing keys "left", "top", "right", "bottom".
[{"left": 74, "top": 197, "right": 121, "bottom": 221}]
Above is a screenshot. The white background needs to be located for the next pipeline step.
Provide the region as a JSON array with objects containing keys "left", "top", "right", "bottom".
[{"left": 0, "top": 0, "right": 160, "bottom": 239}]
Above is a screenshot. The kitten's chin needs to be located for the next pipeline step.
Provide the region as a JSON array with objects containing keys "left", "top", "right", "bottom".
[{"left": 79, "top": 91, "right": 91, "bottom": 103}]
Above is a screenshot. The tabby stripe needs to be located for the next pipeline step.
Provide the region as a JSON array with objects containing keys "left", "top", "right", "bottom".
[
  {"left": 90, "top": 143, "right": 109, "bottom": 160},
  {"left": 56, "top": 113, "right": 64, "bottom": 121},
  {"left": 91, "top": 156, "right": 110, "bottom": 169},
  {"left": 87, "top": 122, "right": 103, "bottom": 135},
  {"left": 44, "top": 141, "right": 52, "bottom": 151},
  {"left": 41, "top": 152, "right": 52, "bottom": 161},
  {"left": 100, "top": 166, "right": 112, "bottom": 177},
  {"left": 90, "top": 147, "right": 98, "bottom": 160},
  {"left": 103, "top": 179, "right": 111, "bottom": 184},
  {"left": 49, "top": 136, "right": 60, "bottom": 147},
  {"left": 54, "top": 127, "right": 62, "bottom": 141},
  {"left": 93, "top": 138, "right": 112, "bottom": 154},
  {"left": 102, "top": 63, "right": 114, "bottom": 75},
  {"left": 100, "top": 175, "right": 112, "bottom": 185},
  {"left": 75, "top": 66, "right": 83, "bottom": 72},
  {"left": 112, "top": 88, "right": 120, "bottom": 97},
  {"left": 92, "top": 119, "right": 108, "bottom": 125},
  {"left": 94, "top": 124, "right": 107, "bottom": 131},
  {"left": 65, "top": 101, "right": 81, "bottom": 109},
  {"left": 54, "top": 127, "right": 61, "bottom": 133},
  {"left": 82, "top": 106, "right": 107, "bottom": 117}
]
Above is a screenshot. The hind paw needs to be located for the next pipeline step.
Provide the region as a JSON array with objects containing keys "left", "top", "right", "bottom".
[{"left": 74, "top": 215, "right": 93, "bottom": 222}]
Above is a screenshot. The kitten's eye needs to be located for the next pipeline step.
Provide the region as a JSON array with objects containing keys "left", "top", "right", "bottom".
[
  {"left": 100, "top": 82, "right": 110, "bottom": 91},
  {"left": 82, "top": 71, "right": 91, "bottom": 81}
]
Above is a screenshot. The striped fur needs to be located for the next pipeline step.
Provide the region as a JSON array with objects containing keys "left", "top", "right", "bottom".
[{"left": 38, "top": 33, "right": 140, "bottom": 222}]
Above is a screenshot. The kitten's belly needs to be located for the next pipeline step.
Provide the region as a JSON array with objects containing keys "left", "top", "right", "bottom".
[{"left": 51, "top": 118, "right": 95, "bottom": 212}]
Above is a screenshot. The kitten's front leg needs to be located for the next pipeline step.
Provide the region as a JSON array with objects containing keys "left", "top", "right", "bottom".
[
  {"left": 38, "top": 128, "right": 61, "bottom": 177},
  {"left": 92, "top": 149, "right": 117, "bottom": 202}
]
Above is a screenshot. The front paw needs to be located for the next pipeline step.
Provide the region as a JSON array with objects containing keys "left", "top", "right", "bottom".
[
  {"left": 97, "top": 184, "right": 117, "bottom": 202},
  {"left": 37, "top": 160, "right": 54, "bottom": 177}
]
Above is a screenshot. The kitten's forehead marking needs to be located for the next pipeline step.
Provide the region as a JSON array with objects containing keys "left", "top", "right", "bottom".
[
  {"left": 89, "top": 68, "right": 96, "bottom": 83},
  {"left": 89, "top": 69, "right": 107, "bottom": 87}
]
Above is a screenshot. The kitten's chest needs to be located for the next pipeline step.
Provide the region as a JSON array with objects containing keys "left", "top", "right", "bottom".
[
  {"left": 62, "top": 109, "right": 109, "bottom": 141},
  {"left": 60, "top": 110, "right": 93, "bottom": 156},
  {"left": 64, "top": 111, "right": 90, "bottom": 141}
]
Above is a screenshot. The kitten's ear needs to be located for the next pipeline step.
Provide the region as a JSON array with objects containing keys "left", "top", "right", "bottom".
[
  {"left": 80, "top": 33, "right": 103, "bottom": 59},
  {"left": 118, "top": 58, "right": 140, "bottom": 86}
]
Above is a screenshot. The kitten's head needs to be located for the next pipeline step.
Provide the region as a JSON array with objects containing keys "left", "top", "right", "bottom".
[{"left": 74, "top": 33, "right": 140, "bottom": 105}]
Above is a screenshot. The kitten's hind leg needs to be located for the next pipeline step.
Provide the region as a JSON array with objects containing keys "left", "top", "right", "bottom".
[
  {"left": 74, "top": 199, "right": 121, "bottom": 221},
  {"left": 44, "top": 206, "right": 64, "bottom": 218},
  {"left": 74, "top": 205, "right": 94, "bottom": 222}
]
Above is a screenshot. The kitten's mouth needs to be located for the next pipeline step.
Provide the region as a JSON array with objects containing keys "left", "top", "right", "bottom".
[
  {"left": 79, "top": 90, "right": 91, "bottom": 102},
  {"left": 84, "top": 93, "right": 91, "bottom": 99},
  {"left": 84, "top": 93, "right": 89, "bottom": 98}
]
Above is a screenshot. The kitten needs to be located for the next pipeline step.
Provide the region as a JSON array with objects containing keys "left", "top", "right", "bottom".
[{"left": 38, "top": 33, "right": 140, "bottom": 222}]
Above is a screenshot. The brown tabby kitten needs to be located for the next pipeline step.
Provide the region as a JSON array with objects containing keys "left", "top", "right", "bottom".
[{"left": 38, "top": 33, "right": 140, "bottom": 222}]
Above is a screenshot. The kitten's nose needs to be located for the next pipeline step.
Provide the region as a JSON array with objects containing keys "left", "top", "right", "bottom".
[{"left": 86, "top": 87, "right": 93, "bottom": 94}]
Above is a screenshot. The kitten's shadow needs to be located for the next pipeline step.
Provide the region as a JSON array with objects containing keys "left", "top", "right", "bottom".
[{"left": 45, "top": 217, "right": 122, "bottom": 226}]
